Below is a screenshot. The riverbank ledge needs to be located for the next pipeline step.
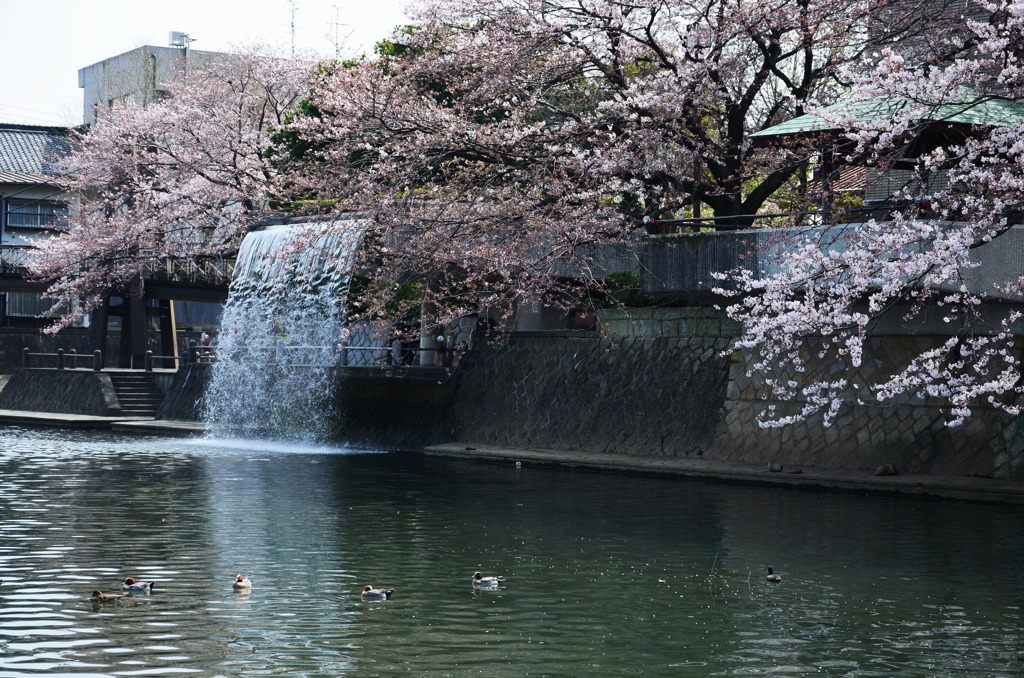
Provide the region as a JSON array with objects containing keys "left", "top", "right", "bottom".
[
  {"left": 2, "top": 405, "right": 1022, "bottom": 503},
  {"left": 424, "top": 442, "right": 1024, "bottom": 505}
]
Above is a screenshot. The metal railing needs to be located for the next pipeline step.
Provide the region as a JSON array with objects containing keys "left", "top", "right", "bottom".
[
  {"left": 144, "top": 351, "right": 182, "bottom": 371},
  {"left": 0, "top": 246, "right": 31, "bottom": 274},
  {"left": 22, "top": 348, "right": 102, "bottom": 371},
  {"left": 178, "top": 343, "right": 458, "bottom": 368},
  {"left": 147, "top": 257, "right": 234, "bottom": 287},
  {"left": 18, "top": 343, "right": 463, "bottom": 371},
  {"left": 640, "top": 200, "right": 948, "bottom": 234}
]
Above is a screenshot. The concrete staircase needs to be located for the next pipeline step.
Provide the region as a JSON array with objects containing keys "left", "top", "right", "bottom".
[{"left": 109, "top": 373, "right": 164, "bottom": 418}]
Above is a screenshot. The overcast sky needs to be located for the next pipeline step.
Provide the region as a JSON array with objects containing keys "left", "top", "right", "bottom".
[{"left": 1, "top": 0, "right": 409, "bottom": 127}]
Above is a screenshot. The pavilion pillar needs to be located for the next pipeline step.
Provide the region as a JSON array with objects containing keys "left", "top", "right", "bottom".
[
  {"left": 117, "top": 275, "right": 147, "bottom": 368},
  {"left": 90, "top": 297, "right": 110, "bottom": 369},
  {"left": 158, "top": 299, "right": 178, "bottom": 368}
]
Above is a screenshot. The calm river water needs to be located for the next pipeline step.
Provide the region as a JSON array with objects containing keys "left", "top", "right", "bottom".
[{"left": 1, "top": 426, "right": 1023, "bottom": 677}]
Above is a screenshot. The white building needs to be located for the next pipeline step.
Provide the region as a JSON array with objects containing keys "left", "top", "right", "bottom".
[{"left": 78, "top": 39, "right": 217, "bottom": 125}]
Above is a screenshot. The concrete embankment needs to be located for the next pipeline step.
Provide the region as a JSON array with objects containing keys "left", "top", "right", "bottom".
[
  {"left": 0, "top": 408, "right": 206, "bottom": 435},
  {"left": 424, "top": 442, "right": 1024, "bottom": 505},
  {"left": 3, "top": 305, "right": 1024, "bottom": 501},
  {"left": 1, "top": 406, "right": 1022, "bottom": 503}
]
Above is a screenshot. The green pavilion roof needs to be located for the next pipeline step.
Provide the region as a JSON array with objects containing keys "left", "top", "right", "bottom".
[{"left": 750, "top": 93, "right": 1024, "bottom": 139}]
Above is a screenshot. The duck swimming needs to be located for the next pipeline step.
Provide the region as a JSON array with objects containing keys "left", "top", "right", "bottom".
[
  {"left": 472, "top": 572, "right": 505, "bottom": 588},
  {"left": 361, "top": 585, "right": 395, "bottom": 600},
  {"left": 766, "top": 568, "right": 782, "bottom": 583},
  {"left": 232, "top": 575, "right": 251, "bottom": 591},
  {"left": 90, "top": 590, "right": 123, "bottom": 603},
  {"left": 122, "top": 577, "right": 155, "bottom": 591}
]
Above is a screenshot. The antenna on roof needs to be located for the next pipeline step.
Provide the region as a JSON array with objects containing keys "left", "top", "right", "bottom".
[
  {"left": 169, "top": 32, "right": 197, "bottom": 76},
  {"left": 289, "top": 1, "right": 298, "bottom": 58},
  {"left": 168, "top": 31, "right": 195, "bottom": 48}
]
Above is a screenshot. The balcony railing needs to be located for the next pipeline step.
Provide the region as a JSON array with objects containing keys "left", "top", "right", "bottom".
[
  {"left": 145, "top": 257, "right": 234, "bottom": 288},
  {"left": 0, "top": 246, "right": 30, "bottom": 275}
]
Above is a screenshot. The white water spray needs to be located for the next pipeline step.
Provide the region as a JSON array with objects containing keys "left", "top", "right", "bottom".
[{"left": 204, "top": 218, "right": 365, "bottom": 441}]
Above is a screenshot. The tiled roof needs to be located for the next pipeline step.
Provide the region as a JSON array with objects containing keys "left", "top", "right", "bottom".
[
  {"left": 0, "top": 171, "right": 50, "bottom": 184},
  {"left": 0, "top": 124, "right": 73, "bottom": 177},
  {"left": 750, "top": 92, "right": 1024, "bottom": 139}
]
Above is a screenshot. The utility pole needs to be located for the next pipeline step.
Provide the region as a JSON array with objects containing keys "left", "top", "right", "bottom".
[
  {"left": 332, "top": 4, "right": 341, "bottom": 56},
  {"left": 289, "top": 0, "right": 298, "bottom": 58}
]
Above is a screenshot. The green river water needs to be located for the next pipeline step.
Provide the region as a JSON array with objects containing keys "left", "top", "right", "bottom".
[{"left": 0, "top": 426, "right": 1022, "bottom": 676}]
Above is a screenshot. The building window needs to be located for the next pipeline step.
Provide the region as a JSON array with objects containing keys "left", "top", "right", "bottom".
[
  {"left": 3, "top": 292, "right": 88, "bottom": 327},
  {"left": 5, "top": 292, "right": 47, "bottom": 317},
  {"left": 6, "top": 200, "right": 67, "bottom": 229}
]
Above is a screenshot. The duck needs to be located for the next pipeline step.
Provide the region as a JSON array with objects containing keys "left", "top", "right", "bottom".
[
  {"left": 472, "top": 572, "right": 505, "bottom": 588},
  {"left": 232, "top": 575, "right": 252, "bottom": 591},
  {"left": 121, "top": 577, "right": 155, "bottom": 591},
  {"left": 766, "top": 567, "right": 782, "bottom": 583},
  {"left": 90, "top": 590, "right": 124, "bottom": 603},
  {"left": 361, "top": 585, "right": 395, "bottom": 600}
]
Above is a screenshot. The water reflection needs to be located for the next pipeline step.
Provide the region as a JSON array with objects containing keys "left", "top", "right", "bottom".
[{"left": 0, "top": 426, "right": 1022, "bottom": 676}]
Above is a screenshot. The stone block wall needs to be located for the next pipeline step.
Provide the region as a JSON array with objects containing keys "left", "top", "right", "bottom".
[
  {"left": 0, "top": 369, "right": 119, "bottom": 415},
  {"left": 156, "top": 365, "right": 212, "bottom": 421},
  {"left": 433, "top": 307, "right": 1024, "bottom": 481},
  {"left": 717, "top": 335, "right": 1024, "bottom": 479},
  {"left": 3, "top": 304, "right": 1021, "bottom": 482},
  {"left": 443, "top": 307, "right": 734, "bottom": 457}
]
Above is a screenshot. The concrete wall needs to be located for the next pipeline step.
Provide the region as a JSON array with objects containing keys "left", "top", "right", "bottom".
[
  {"left": 429, "top": 308, "right": 1024, "bottom": 481},
  {"left": 156, "top": 364, "right": 210, "bottom": 421},
  {"left": 0, "top": 369, "right": 119, "bottom": 415},
  {"left": 78, "top": 46, "right": 221, "bottom": 125},
  {"left": 0, "top": 330, "right": 102, "bottom": 372},
  {"left": 5, "top": 305, "right": 1022, "bottom": 482},
  {"left": 636, "top": 224, "right": 1024, "bottom": 304}
]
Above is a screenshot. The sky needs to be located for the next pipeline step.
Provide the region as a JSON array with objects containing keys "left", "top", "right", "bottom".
[{"left": 0, "top": 0, "right": 410, "bottom": 127}]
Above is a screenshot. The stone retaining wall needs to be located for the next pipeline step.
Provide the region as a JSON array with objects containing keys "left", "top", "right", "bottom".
[
  {"left": 717, "top": 335, "right": 1024, "bottom": 479},
  {"left": 156, "top": 365, "right": 212, "bottom": 421},
  {"left": 0, "top": 369, "right": 119, "bottom": 415},
  {"left": 434, "top": 307, "right": 1024, "bottom": 481},
  {"left": 4, "top": 305, "right": 1022, "bottom": 482},
  {"left": 444, "top": 323, "right": 731, "bottom": 457}
]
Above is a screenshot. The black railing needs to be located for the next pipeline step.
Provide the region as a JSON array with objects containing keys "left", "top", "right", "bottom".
[
  {"left": 147, "top": 257, "right": 234, "bottom": 288},
  {"left": 144, "top": 351, "right": 182, "bottom": 371},
  {"left": 337, "top": 344, "right": 455, "bottom": 367},
  {"left": 0, "top": 246, "right": 30, "bottom": 274},
  {"left": 22, "top": 348, "right": 102, "bottom": 371},
  {"left": 19, "top": 342, "right": 463, "bottom": 371},
  {"left": 181, "top": 343, "right": 458, "bottom": 368},
  {"left": 641, "top": 200, "right": 944, "bottom": 234}
]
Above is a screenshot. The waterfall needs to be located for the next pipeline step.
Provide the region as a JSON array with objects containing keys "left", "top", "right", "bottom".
[{"left": 203, "top": 218, "right": 365, "bottom": 441}]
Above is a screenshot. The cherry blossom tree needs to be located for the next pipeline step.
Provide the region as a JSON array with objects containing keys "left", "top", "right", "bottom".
[
  {"left": 275, "top": 0, "right": 961, "bottom": 325},
  {"left": 31, "top": 0, "right": 1017, "bottom": 429},
  {"left": 718, "top": 0, "right": 1024, "bottom": 427},
  {"left": 30, "top": 49, "right": 310, "bottom": 328}
]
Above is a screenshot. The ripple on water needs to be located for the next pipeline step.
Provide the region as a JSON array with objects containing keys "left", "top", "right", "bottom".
[{"left": 1, "top": 428, "right": 1024, "bottom": 676}]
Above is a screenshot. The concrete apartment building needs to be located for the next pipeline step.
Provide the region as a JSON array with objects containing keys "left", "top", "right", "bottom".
[{"left": 77, "top": 35, "right": 216, "bottom": 125}]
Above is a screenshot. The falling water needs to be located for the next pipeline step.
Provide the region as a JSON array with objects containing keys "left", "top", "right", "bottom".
[{"left": 203, "top": 217, "right": 365, "bottom": 441}]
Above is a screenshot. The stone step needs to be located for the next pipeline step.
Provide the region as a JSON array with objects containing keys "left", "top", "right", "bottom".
[{"left": 109, "top": 374, "right": 164, "bottom": 418}]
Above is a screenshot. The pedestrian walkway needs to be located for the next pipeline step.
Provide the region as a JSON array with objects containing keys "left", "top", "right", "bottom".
[
  {"left": 0, "top": 409, "right": 206, "bottom": 435},
  {"left": 424, "top": 442, "right": 1024, "bottom": 505}
]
